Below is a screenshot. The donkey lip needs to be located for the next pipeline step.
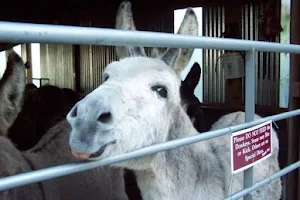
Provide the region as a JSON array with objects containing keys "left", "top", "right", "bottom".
[
  {"left": 89, "top": 140, "right": 117, "bottom": 159},
  {"left": 71, "top": 150, "right": 91, "bottom": 159}
]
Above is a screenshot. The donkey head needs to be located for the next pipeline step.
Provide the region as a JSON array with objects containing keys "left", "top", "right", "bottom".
[
  {"left": 115, "top": 1, "right": 206, "bottom": 132},
  {"left": 0, "top": 51, "right": 26, "bottom": 136},
  {"left": 67, "top": 56, "right": 186, "bottom": 167},
  {"left": 67, "top": 4, "right": 199, "bottom": 168},
  {"left": 181, "top": 62, "right": 207, "bottom": 132}
]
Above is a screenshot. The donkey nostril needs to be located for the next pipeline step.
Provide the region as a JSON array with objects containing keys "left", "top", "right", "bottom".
[
  {"left": 98, "top": 112, "right": 112, "bottom": 124},
  {"left": 70, "top": 107, "right": 77, "bottom": 118}
]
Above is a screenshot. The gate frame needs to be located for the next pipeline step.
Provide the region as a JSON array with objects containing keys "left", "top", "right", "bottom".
[{"left": 0, "top": 21, "right": 299, "bottom": 200}]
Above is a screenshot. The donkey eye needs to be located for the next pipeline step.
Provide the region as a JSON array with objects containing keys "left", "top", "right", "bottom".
[
  {"left": 9, "top": 94, "right": 16, "bottom": 102},
  {"left": 103, "top": 75, "right": 109, "bottom": 82},
  {"left": 151, "top": 85, "right": 168, "bottom": 98}
]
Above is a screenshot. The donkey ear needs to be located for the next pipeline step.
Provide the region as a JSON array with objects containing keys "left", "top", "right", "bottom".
[
  {"left": 150, "top": 47, "right": 161, "bottom": 58},
  {"left": 0, "top": 51, "right": 25, "bottom": 136},
  {"left": 115, "top": 1, "right": 146, "bottom": 59},
  {"left": 182, "top": 62, "right": 201, "bottom": 90},
  {"left": 162, "top": 8, "right": 198, "bottom": 75}
]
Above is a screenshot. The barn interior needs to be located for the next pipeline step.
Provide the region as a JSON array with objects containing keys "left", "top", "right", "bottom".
[{"left": 0, "top": 0, "right": 299, "bottom": 199}]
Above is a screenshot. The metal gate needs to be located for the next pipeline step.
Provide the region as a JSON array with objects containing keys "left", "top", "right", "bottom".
[{"left": 0, "top": 21, "right": 299, "bottom": 200}]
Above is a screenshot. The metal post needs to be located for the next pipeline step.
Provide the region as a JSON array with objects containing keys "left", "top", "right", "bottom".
[
  {"left": 288, "top": 0, "right": 300, "bottom": 198},
  {"left": 244, "top": 49, "right": 255, "bottom": 200}
]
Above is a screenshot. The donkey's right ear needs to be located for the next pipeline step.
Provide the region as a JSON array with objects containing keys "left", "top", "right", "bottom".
[{"left": 115, "top": 1, "right": 146, "bottom": 59}]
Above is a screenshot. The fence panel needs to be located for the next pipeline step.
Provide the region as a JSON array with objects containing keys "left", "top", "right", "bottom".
[{"left": 0, "top": 21, "right": 299, "bottom": 200}]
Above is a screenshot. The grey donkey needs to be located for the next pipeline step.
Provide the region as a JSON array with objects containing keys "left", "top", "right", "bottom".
[{"left": 0, "top": 51, "right": 128, "bottom": 200}]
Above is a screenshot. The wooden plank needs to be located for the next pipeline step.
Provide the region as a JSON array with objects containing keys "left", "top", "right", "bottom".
[
  {"left": 287, "top": 0, "right": 300, "bottom": 199},
  {"left": 224, "top": 2, "right": 244, "bottom": 105},
  {"left": 290, "top": 82, "right": 300, "bottom": 98}
]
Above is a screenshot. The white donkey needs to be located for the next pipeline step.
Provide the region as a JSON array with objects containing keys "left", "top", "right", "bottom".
[{"left": 67, "top": 5, "right": 282, "bottom": 200}]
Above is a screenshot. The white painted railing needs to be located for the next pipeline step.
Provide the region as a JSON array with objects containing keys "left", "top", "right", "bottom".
[{"left": 0, "top": 21, "right": 299, "bottom": 200}]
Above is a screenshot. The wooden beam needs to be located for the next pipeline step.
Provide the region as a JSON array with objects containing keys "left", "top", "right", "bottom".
[
  {"left": 72, "top": 9, "right": 81, "bottom": 93},
  {"left": 224, "top": 2, "right": 244, "bottom": 105},
  {"left": 290, "top": 82, "right": 300, "bottom": 97},
  {"left": 0, "top": 43, "right": 21, "bottom": 52},
  {"left": 287, "top": 0, "right": 300, "bottom": 199}
]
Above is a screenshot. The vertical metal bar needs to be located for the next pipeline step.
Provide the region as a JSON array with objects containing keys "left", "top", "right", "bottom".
[
  {"left": 221, "top": 6, "right": 225, "bottom": 103},
  {"left": 74, "top": 45, "right": 81, "bottom": 93},
  {"left": 212, "top": 6, "right": 217, "bottom": 103},
  {"left": 25, "top": 44, "right": 32, "bottom": 84},
  {"left": 244, "top": 49, "right": 255, "bottom": 200},
  {"left": 208, "top": 7, "right": 213, "bottom": 103}
]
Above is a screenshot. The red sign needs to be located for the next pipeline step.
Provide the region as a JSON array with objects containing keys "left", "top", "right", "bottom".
[{"left": 231, "top": 120, "right": 273, "bottom": 174}]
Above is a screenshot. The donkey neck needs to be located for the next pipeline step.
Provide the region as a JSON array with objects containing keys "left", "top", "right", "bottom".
[
  {"left": 134, "top": 108, "right": 221, "bottom": 200},
  {"left": 22, "top": 121, "right": 114, "bottom": 200},
  {"left": 0, "top": 136, "right": 43, "bottom": 200}
]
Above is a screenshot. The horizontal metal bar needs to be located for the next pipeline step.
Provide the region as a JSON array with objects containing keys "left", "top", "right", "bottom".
[
  {"left": 224, "top": 160, "right": 300, "bottom": 200},
  {"left": 0, "top": 21, "right": 300, "bottom": 53},
  {"left": 0, "top": 109, "right": 299, "bottom": 191}
]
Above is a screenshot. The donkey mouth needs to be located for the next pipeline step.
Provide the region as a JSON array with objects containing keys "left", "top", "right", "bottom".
[
  {"left": 89, "top": 143, "right": 109, "bottom": 158},
  {"left": 89, "top": 140, "right": 117, "bottom": 159},
  {"left": 71, "top": 140, "right": 116, "bottom": 160}
]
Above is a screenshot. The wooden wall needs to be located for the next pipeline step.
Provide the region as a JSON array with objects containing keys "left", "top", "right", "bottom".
[{"left": 287, "top": 0, "right": 300, "bottom": 199}]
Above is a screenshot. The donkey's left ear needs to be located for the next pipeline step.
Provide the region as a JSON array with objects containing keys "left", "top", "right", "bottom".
[
  {"left": 150, "top": 47, "right": 161, "bottom": 58},
  {"left": 0, "top": 51, "right": 25, "bottom": 136},
  {"left": 115, "top": 1, "right": 146, "bottom": 59},
  {"left": 161, "top": 8, "right": 198, "bottom": 75}
]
